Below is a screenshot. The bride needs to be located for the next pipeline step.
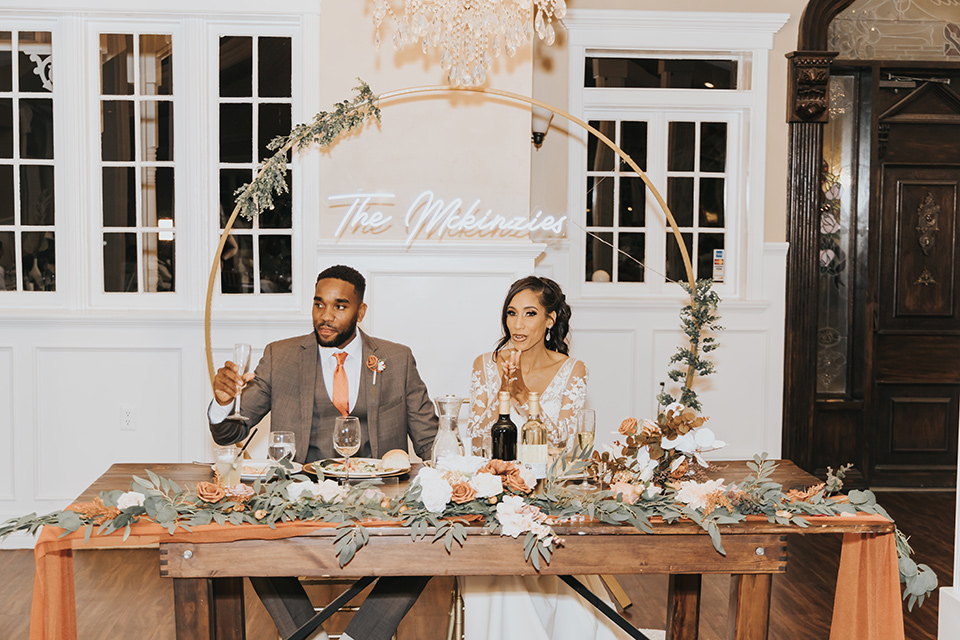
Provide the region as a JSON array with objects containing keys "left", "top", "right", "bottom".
[{"left": 464, "top": 276, "right": 629, "bottom": 640}]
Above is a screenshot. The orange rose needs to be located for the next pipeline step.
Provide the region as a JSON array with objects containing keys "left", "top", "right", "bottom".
[
  {"left": 196, "top": 481, "right": 225, "bottom": 503},
  {"left": 619, "top": 418, "right": 638, "bottom": 435},
  {"left": 450, "top": 482, "right": 477, "bottom": 504},
  {"left": 366, "top": 355, "right": 379, "bottom": 370},
  {"left": 504, "top": 473, "right": 531, "bottom": 494}
]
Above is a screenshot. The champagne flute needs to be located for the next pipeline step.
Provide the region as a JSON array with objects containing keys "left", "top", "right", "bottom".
[
  {"left": 226, "top": 343, "right": 252, "bottom": 421},
  {"left": 576, "top": 409, "right": 597, "bottom": 488},
  {"left": 268, "top": 431, "right": 296, "bottom": 466},
  {"left": 333, "top": 416, "right": 361, "bottom": 484}
]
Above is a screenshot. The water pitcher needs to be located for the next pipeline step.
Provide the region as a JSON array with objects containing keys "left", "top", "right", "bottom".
[{"left": 431, "top": 395, "right": 466, "bottom": 466}]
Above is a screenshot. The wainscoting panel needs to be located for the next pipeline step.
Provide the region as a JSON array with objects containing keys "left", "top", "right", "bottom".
[
  {"left": 35, "top": 347, "right": 183, "bottom": 501},
  {"left": 0, "top": 348, "right": 13, "bottom": 500},
  {"left": 567, "top": 328, "right": 636, "bottom": 449}
]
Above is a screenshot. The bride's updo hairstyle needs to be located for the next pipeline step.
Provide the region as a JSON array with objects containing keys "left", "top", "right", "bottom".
[{"left": 494, "top": 276, "right": 572, "bottom": 357}]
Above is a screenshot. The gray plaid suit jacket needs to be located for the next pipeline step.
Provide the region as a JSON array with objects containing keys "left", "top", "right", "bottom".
[{"left": 209, "top": 330, "right": 437, "bottom": 461}]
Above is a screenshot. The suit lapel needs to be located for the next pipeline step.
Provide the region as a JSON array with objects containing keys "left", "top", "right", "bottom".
[
  {"left": 299, "top": 335, "right": 318, "bottom": 440},
  {"left": 361, "top": 330, "right": 382, "bottom": 458}
]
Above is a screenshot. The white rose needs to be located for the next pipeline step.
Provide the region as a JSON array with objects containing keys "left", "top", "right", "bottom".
[
  {"left": 643, "top": 485, "right": 662, "bottom": 499},
  {"left": 313, "top": 479, "right": 347, "bottom": 503},
  {"left": 498, "top": 510, "right": 536, "bottom": 538},
  {"left": 437, "top": 455, "right": 488, "bottom": 475},
  {"left": 416, "top": 467, "right": 453, "bottom": 512},
  {"left": 469, "top": 472, "right": 503, "bottom": 498},
  {"left": 116, "top": 491, "right": 146, "bottom": 510},
  {"left": 517, "top": 465, "right": 536, "bottom": 490},
  {"left": 287, "top": 482, "right": 316, "bottom": 502}
]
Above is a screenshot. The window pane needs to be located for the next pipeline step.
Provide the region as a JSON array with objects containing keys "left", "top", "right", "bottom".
[
  {"left": 665, "top": 231, "right": 693, "bottom": 283},
  {"left": 699, "top": 177, "right": 725, "bottom": 227},
  {"left": 102, "top": 167, "right": 136, "bottom": 227},
  {"left": 585, "top": 57, "right": 737, "bottom": 89},
  {"left": 220, "top": 103, "right": 252, "bottom": 162},
  {"left": 699, "top": 233, "right": 724, "bottom": 281},
  {"left": 20, "top": 98, "right": 54, "bottom": 159},
  {"left": 618, "top": 232, "right": 644, "bottom": 282},
  {"left": 667, "top": 177, "right": 694, "bottom": 227},
  {"left": 103, "top": 232, "right": 137, "bottom": 292},
  {"left": 143, "top": 166, "right": 175, "bottom": 225},
  {"left": 0, "top": 230, "right": 14, "bottom": 290},
  {"left": 258, "top": 102, "right": 291, "bottom": 160},
  {"left": 142, "top": 232, "right": 174, "bottom": 292},
  {"left": 220, "top": 169, "right": 253, "bottom": 229},
  {"left": 20, "top": 165, "right": 54, "bottom": 225},
  {"left": 668, "top": 122, "right": 695, "bottom": 171},
  {"left": 619, "top": 176, "right": 645, "bottom": 227},
  {"left": 141, "top": 100, "right": 173, "bottom": 161},
  {"left": 587, "top": 120, "right": 614, "bottom": 172},
  {"left": 220, "top": 234, "right": 253, "bottom": 293},
  {"left": 139, "top": 35, "right": 172, "bottom": 96},
  {"left": 585, "top": 232, "right": 613, "bottom": 282},
  {"left": 102, "top": 100, "right": 135, "bottom": 161},
  {"left": 0, "top": 165, "right": 12, "bottom": 224},
  {"left": 18, "top": 32, "right": 52, "bottom": 93},
  {"left": 259, "top": 37, "right": 291, "bottom": 98},
  {"left": 22, "top": 230, "right": 54, "bottom": 291},
  {"left": 100, "top": 34, "right": 134, "bottom": 95},
  {"left": 700, "top": 122, "right": 727, "bottom": 172},
  {"left": 0, "top": 98, "right": 11, "bottom": 157},
  {"left": 258, "top": 235, "right": 291, "bottom": 293},
  {"left": 586, "top": 176, "right": 613, "bottom": 227},
  {"left": 219, "top": 36, "right": 252, "bottom": 98},
  {"left": 260, "top": 173, "right": 292, "bottom": 229},
  {"left": 0, "top": 32, "right": 11, "bottom": 92},
  {"left": 619, "top": 121, "right": 647, "bottom": 172}
]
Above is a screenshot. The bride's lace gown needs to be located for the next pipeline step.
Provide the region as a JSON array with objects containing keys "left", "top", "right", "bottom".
[{"left": 463, "top": 353, "right": 631, "bottom": 640}]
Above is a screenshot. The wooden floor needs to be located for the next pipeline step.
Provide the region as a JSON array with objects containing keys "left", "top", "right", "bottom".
[{"left": 0, "top": 491, "right": 953, "bottom": 639}]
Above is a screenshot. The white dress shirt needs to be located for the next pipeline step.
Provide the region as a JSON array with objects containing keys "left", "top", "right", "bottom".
[
  {"left": 209, "top": 332, "right": 364, "bottom": 424},
  {"left": 318, "top": 332, "right": 362, "bottom": 413}
]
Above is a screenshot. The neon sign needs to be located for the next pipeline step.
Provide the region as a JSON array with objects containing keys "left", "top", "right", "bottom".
[{"left": 330, "top": 191, "right": 567, "bottom": 246}]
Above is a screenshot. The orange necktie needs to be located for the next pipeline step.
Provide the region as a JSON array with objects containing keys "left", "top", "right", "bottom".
[{"left": 332, "top": 352, "right": 350, "bottom": 416}]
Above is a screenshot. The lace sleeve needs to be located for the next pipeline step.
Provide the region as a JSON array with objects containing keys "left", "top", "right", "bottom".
[
  {"left": 554, "top": 359, "right": 588, "bottom": 439},
  {"left": 467, "top": 354, "right": 498, "bottom": 439}
]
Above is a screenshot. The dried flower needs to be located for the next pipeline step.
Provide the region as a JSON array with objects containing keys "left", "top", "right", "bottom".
[
  {"left": 675, "top": 478, "right": 727, "bottom": 512},
  {"left": 73, "top": 498, "right": 121, "bottom": 524},
  {"left": 225, "top": 484, "right": 255, "bottom": 501},
  {"left": 254, "top": 509, "right": 266, "bottom": 520},
  {"left": 450, "top": 481, "right": 477, "bottom": 504},
  {"left": 609, "top": 482, "right": 641, "bottom": 505},
  {"left": 619, "top": 417, "right": 638, "bottom": 436},
  {"left": 196, "top": 482, "right": 225, "bottom": 503}
]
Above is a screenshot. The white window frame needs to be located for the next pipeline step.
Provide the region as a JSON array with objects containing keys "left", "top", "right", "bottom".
[
  {"left": 565, "top": 9, "right": 789, "bottom": 302},
  {"left": 0, "top": 2, "right": 316, "bottom": 314}
]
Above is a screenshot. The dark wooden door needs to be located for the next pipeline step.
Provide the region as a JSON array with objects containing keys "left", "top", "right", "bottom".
[{"left": 873, "top": 164, "right": 960, "bottom": 485}]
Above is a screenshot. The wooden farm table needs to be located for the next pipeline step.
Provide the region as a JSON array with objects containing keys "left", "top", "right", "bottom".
[{"left": 30, "top": 461, "right": 904, "bottom": 640}]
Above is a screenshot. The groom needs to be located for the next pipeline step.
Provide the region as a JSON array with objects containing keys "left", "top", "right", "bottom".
[{"left": 209, "top": 264, "right": 437, "bottom": 640}]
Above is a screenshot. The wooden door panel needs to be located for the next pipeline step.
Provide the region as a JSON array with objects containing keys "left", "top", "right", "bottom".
[
  {"left": 875, "top": 334, "right": 960, "bottom": 383},
  {"left": 873, "top": 383, "right": 959, "bottom": 484},
  {"left": 879, "top": 166, "right": 960, "bottom": 330}
]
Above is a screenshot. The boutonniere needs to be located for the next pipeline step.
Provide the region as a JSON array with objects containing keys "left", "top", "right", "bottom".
[{"left": 366, "top": 355, "right": 386, "bottom": 384}]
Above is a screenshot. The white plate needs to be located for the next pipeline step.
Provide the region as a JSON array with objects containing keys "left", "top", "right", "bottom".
[
  {"left": 305, "top": 458, "right": 411, "bottom": 479},
  {"left": 212, "top": 460, "right": 302, "bottom": 481}
]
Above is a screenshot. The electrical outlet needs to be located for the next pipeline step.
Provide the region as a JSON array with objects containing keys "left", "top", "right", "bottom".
[{"left": 121, "top": 405, "right": 136, "bottom": 431}]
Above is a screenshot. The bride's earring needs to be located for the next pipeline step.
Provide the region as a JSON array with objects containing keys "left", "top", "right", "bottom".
[{"left": 546, "top": 326, "right": 552, "bottom": 342}]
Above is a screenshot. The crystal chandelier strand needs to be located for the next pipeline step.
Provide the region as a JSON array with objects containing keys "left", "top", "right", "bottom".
[{"left": 373, "top": 0, "right": 567, "bottom": 86}]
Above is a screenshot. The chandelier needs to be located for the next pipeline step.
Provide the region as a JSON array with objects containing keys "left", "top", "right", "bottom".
[{"left": 372, "top": 0, "right": 567, "bottom": 87}]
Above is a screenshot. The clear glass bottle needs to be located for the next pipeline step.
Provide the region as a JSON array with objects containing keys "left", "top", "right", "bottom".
[
  {"left": 518, "top": 391, "right": 547, "bottom": 479},
  {"left": 491, "top": 390, "right": 517, "bottom": 461}
]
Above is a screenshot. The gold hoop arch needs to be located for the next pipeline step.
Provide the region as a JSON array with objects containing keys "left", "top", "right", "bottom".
[{"left": 205, "top": 85, "right": 696, "bottom": 387}]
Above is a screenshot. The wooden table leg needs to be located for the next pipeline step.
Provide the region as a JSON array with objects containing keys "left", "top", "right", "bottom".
[
  {"left": 727, "top": 574, "right": 772, "bottom": 640},
  {"left": 174, "top": 578, "right": 214, "bottom": 640},
  {"left": 173, "top": 577, "right": 245, "bottom": 640},
  {"left": 667, "top": 574, "right": 701, "bottom": 640},
  {"left": 212, "top": 577, "right": 246, "bottom": 640}
]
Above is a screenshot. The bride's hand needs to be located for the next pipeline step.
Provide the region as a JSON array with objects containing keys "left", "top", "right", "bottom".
[{"left": 499, "top": 350, "right": 529, "bottom": 405}]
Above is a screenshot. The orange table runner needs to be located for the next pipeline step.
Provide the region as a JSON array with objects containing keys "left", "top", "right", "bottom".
[{"left": 29, "top": 515, "right": 904, "bottom": 640}]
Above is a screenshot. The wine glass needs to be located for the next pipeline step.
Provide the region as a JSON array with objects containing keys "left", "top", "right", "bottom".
[
  {"left": 226, "top": 343, "right": 252, "bottom": 421},
  {"left": 268, "top": 431, "right": 296, "bottom": 467},
  {"left": 576, "top": 409, "right": 597, "bottom": 488},
  {"left": 333, "top": 416, "right": 361, "bottom": 484}
]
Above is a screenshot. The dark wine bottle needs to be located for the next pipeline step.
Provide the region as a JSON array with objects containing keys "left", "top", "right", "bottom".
[{"left": 491, "top": 390, "right": 517, "bottom": 461}]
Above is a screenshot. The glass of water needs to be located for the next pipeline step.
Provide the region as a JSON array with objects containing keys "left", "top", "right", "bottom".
[{"left": 268, "top": 431, "right": 296, "bottom": 464}]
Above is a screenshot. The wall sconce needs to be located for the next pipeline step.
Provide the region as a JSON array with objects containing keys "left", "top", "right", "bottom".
[{"left": 531, "top": 105, "right": 554, "bottom": 150}]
